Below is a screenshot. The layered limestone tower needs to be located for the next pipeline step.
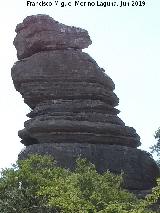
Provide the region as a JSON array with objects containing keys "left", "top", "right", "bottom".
[{"left": 11, "top": 15, "right": 159, "bottom": 191}]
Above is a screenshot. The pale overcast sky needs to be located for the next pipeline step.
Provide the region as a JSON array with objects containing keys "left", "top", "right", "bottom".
[{"left": 0, "top": 0, "right": 160, "bottom": 169}]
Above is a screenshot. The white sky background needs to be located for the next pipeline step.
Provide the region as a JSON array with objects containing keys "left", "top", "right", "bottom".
[{"left": 0, "top": 0, "right": 160, "bottom": 169}]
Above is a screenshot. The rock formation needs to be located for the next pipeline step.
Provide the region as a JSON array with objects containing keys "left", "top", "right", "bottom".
[{"left": 11, "top": 14, "right": 159, "bottom": 191}]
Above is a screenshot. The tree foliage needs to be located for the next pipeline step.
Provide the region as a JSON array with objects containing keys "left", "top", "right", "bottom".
[
  {"left": 150, "top": 128, "right": 160, "bottom": 166},
  {"left": 0, "top": 155, "right": 159, "bottom": 213}
]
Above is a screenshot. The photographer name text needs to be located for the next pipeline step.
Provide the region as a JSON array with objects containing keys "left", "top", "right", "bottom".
[{"left": 26, "top": 1, "right": 146, "bottom": 7}]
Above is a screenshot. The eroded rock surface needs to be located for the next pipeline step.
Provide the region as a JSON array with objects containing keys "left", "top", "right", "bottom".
[
  {"left": 11, "top": 50, "right": 117, "bottom": 109},
  {"left": 19, "top": 143, "right": 160, "bottom": 190},
  {"left": 12, "top": 14, "right": 160, "bottom": 191},
  {"left": 14, "top": 15, "right": 91, "bottom": 59}
]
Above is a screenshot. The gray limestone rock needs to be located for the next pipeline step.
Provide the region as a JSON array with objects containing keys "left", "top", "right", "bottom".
[
  {"left": 11, "top": 47, "right": 140, "bottom": 148},
  {"left": 18, "top": 143, "right": 160, "bottom": 190},
  {"left": 27, "top": 100, "right": 121, "bottom": 118},
  {"left": 18, "top": 117, "right": 140, "bottom": 147},
  {"left": 11, "top": 14, "right": 159, "bottom": 192},
  {"left": 11, "top": 50, "right": 116, "bottom": 108},
  {"left": 14, "top": 15, "right": 92, "bottom": 59}
]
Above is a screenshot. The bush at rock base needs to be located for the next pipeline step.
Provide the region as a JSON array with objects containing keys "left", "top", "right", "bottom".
[
  {"left": 150, "top": 128, "right": 160, "bottom": 166},
  {"left": 0, "top": 155, "right": 159, "bottom": 213}
]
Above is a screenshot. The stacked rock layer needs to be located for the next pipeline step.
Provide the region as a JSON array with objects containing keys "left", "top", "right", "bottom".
[{"left": 11, "top": 15, "right": 159, "bottom": 190}]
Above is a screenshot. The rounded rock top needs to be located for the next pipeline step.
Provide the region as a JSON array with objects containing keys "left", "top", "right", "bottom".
[
  {"left": 15, "top": 14, "right": 56, "bottom": 32},
  {"left": 14, "top": 14, "right": 92, "bottom": 59}
]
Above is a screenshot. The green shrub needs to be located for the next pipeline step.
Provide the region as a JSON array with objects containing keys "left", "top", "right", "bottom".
[{"left": 0, "top": 155, "right": 159, "bottom": 213}]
